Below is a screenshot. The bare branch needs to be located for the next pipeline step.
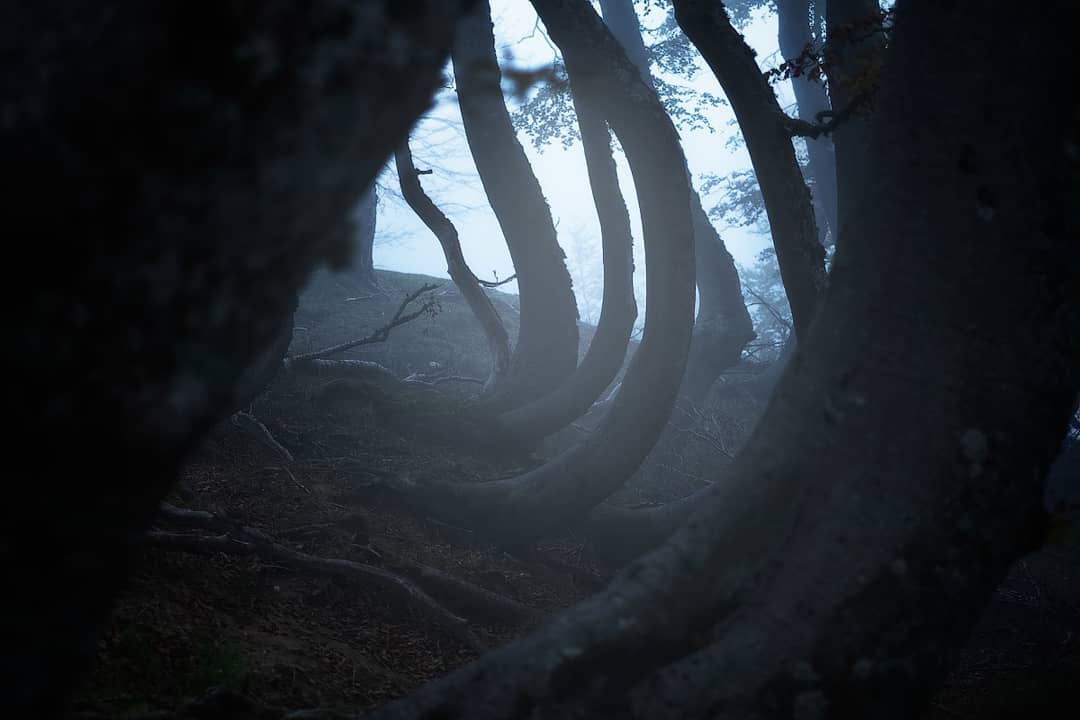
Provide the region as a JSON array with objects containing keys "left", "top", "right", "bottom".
[
  {"left": 475, "top": 273, "right": 518, "bottom": 288},
  {"left": 283, "top": 284, "right": 440, "bottom": 367}
]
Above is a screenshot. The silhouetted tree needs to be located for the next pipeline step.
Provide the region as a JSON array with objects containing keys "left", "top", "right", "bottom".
[
  {"left": 394, "top": 141, "right": 513, "bottom": 391},
  {"left": 600, "top": 0, "right": 755, "bottom": 400},
  {"left": 3, "top": 1, "right": 475, "bottom": 714},
  {"left": 452, "top": 0, "right": 580, "bottom": 409}
]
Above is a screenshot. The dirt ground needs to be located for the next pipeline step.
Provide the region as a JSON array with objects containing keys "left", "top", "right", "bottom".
[{"left": 71, "top": 269, "right": 1079, "bottom": 718}]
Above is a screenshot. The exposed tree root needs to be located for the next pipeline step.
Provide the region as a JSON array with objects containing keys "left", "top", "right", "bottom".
[
  {"left": 153, "top": 504, "right": 502, "bottom": 652},
  {"left": 154, "top": 502, "right": 539, "bottom": 628}
]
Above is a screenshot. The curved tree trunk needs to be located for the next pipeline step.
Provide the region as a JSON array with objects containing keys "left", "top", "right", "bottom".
[
  {"left": 600, "top": 0, "right": 755, "bottom": 402},
  {"left": 777, "top": 0, "right": 839, "bottom": 244},
  {"left": 2, "top": 2, "right": 472, "bottom": 715},
  {"left": 494, "top": 62, "right": 637, "bottom": 443},
  {"left": 395, "top": 0, "right": 698, "bottom": 548},
  {"left": 394, "top": 142, "right": 512, "bottom": 392},
  {"left": 451, "top": 0, "right": 580, "bottom": 410},
  {"left": 362, "top": 1, "right": 1080, "bottom": 717},
  {"left": 673, "top": 0, "right": 826, "bottom": 338}
]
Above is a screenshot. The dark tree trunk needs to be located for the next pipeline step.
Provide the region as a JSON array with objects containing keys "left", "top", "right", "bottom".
[
  {"left": 825, "top": 0, "right": 883, "bottom": 251},
  {"left": 495, "top": 56, "right": 637, "bottom": 443},
  {"left": 600, "top": 0, "right": 755, "bottom": 401},
  {"left": 451, "top": 0, "right": 580, "bottom": 410},
  {"left": 394, "top": 142, "right": 512, "bottom": 391},
  {"left": 777, "top": 0, "right": 839, "bottom": 244},
  {"left": 392, "top": 0, "right": 698, "bottom": 548},
  {"left": 673, "top": 0, "right": 826, "bottom": 338},
  {"left": 350, "top": 185, "right": 378, "bottom": 287},
  {"left": 1, "top": 1, "right": 472, "bottom": 715},
  {"left": 360, "top": 1, "right": 1080, "bottom": 717}
]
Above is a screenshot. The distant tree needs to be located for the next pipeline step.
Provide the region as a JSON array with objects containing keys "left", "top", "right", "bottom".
[{"left": 347, "top": 185, "right": 379, "bottom": 286}]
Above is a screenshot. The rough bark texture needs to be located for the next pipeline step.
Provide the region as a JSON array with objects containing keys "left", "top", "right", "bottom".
[
  {"left": 360, "top": 1, "right": 1080, "bottom": 717},
  {"left": 673, "top": 0, "right": 826, "bottom": 338},
  {"left": 495, "top": 63, "right": 637, "bottom": 442},
  {"left": 1, "top": 1, "right": 471, "bottom": 715},
  {"left": 600, "top": 0, "right": 754, "bottom": 401},
  {"left": 394, "top": 0, "right": 698, "bottom": 547},
  {"left": 394, "top": 142, "right": 512, "bottom": 391},
  {"left": 451, "top": 0, "right": 579, "bottom": 410},
  {"left": 777, "top": 0, "right": 838, "bottom": 243}
]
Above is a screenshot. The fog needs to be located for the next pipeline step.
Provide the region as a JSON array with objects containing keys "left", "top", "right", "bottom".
[{"left": 372, "top": 1, "right": 785, "bottom": 300}]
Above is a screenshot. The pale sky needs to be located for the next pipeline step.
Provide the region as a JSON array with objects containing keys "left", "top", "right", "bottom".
[{"left": 371, "top": 1, "right": 794, "bottom": 310}]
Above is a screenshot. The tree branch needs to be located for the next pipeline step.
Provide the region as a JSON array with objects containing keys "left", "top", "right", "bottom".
[
  {"left": 785, "top": 92, "right": 872, "bottom": 138},
  {"left": 283, "top": 284, "right": 440, "bottom": 368}
]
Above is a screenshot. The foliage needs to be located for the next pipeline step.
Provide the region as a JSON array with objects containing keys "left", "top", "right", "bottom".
[
  {"left": 512, "top": 3, "right": 726, "bottom": 150},
  {"left": 703, "top": 169, "right": 768, "bottom": 232},
  {"left": 764, "top": 7, "right": 895, "bottom": 98},
  {"left": 641, "top": 0, "right": 774, "bottom": 29},
  {"left": 738, "top": 248, "right": 792, "bottom": 363}
]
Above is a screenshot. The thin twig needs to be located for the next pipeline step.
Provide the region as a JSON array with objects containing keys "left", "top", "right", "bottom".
[{"left": 284, "top": 283, "right": 440, "bottom": 367}]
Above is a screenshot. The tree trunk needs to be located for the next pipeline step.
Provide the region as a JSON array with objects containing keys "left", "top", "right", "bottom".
[
  {"left": 451, "top": 0, "right": 580, "bottom": 410},
  {"left": 825, "top": 0, "right": 883, "bottom": 251},
  {"left": 600, "top": 0, "right": 755, "bottom": 401},
  {"left": 494, "top": 58, "right": 637, "bottom": 443},
  {"left": 350, "top": 185, "right": 378, "bottom": 287},
  {"left": 394, "top": 142, "right": 512, "bottom": 392},
  {"left": 393, "top": 0, "right": 698, "bottom": 548},
  {"left": 361, "top": 0, "right": 1080, "bottom": 716},
  {"left": 2, "top": 1, "right": 472, "bottom": 715},
  {"left": 777, "top": 0, "right": 838, "bottom": 244},
  {"left": 673, "top": 0, "right": 826, "bottom": 338}
]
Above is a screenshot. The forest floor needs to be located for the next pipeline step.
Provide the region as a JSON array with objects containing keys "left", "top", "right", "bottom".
[{"left": 71, "top": 269, "right": 1079, "bottom": 719}]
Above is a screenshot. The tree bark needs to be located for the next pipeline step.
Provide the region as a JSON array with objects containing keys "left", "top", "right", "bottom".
[
  {"left": 825, "top": 0, "right": 883, "bottom": 251},
  {"left": 394, "top": 141, "right": 512, "bottom": 392},
  {"left": 2, "top": 1, "right": 472, "bottom": 715},
  {"left": 350, "top": 186, "right": 378, "bottom": 287},
  {"left": 494, "top": 59, "right": 637, "bottom": 442},
  {"left": 451, "top": 0, "right": 580, "bottom": 410},
  {"left": 777, "top": 0, "right": 839, "bottom": 244},
  {"left": 600, "top": 0, "right": 755, "bottom": 401},
  {"left": 359, "top": 1, "right": 1080, "bottom": 716},
  {"left": 673, "top": 0, "right": 826, "bottom": 339},
  {"left": 392, "top": 0, "right": 698, "bottom": 547}
]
